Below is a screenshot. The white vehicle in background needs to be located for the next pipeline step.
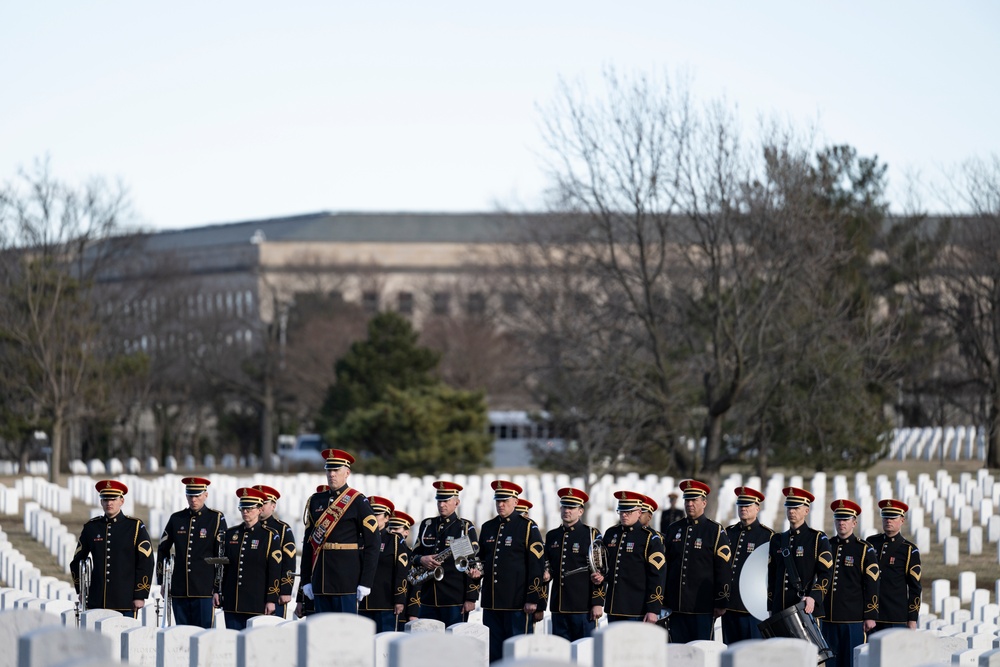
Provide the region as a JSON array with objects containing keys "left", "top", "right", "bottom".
[{"left": 276, "top": 433, "right": 327, "bottom": 470}]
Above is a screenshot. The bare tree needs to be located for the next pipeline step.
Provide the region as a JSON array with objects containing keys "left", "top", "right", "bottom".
[{"left": 0, "top": 161, "right": 142, "bottom": 480}]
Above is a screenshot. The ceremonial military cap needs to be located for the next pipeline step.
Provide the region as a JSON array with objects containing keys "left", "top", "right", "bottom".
[
  {"left": 181, "top": 476, "right": 211, "bottom": 496},
  {"left": 557, "top": 487, "right": 589, "bottom": 507},
  {"left": 878, "top": 498, "right": 908, "bottom": 517},
  {"left": 782, "top": 486, "right": 815, "bottom": 507},
  {"left": 614, "top": 490, "right": 645, "bottom": 512},
  {"left": 321, "top": 448, "right": 355, "bottom": 470},
  {"left": 491, "top": 479, "right": 522, "bottom": 499},
  {"left": 316, "top": 485, "right": 329, "bottom": 493},
  {"left": 515, "top": 498, "right": 532, "bottom": 514},
  {"left": 252, "top": 484, "right": 280, "bottom": 502},
  {"left": 668, "top": 491, "right": 679, "bottom": 499},
  {"left": 734, "top": 486, "right": 765, "bottom": 506},
  {"left": 641, "top": 494, "right": 658, "bottom": 514},
  {"left": 369, "top": 496, "right": 395, "bottom": 515},
  {"left": 236, "top": 487, "right": 267, "bottom": 509},
  {"left": 96, "top": 479, "right": 128, "bottom": 499},
  {"left": 432, "top": 480, "right": 463, "bottom": 500},
  {"left": 388, "top": 511, "right": 415, "bottom": 529},
  {"left": 831, "top": 498, "right": 862, "bottom": 519},
  {"left": 680, "top": 479, "right": 711, "bottom": 499}
]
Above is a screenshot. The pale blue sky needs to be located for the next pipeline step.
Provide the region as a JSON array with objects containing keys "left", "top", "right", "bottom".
[{"left": 2, "top": 2, "right": 997, "bottom": 230}]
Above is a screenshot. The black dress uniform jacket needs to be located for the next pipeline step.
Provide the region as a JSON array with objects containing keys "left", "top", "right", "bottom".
[
  {"left": 72, "top": 513, "right": 155, "bottom": 613},
  {"left": 361, "top": 529, "right": 410, "bottom": 612},
  {"left": 262, "top": 514, "right": 297, "bottom": 599},
  {"left": 217, "top": 521, "right": 281, "bottom": 615},
  {"left": 825, "top": 534, "right": 879, "bottom": 623},
  {"left": 299, "top": 484, "right": 381, "bottom": 595},
  {"left": 412, "top": 514, "right": 480, "bottom": 607},
  {"left": 543, "top": 522, "right": 605, "bottom": 613},
  {"left": 767, "top": 524, "right": 834, "bottom": 616},
  {"left": 479, "top": 513, "right": 546, "bottom": 610},
  {"left": 866, "top": 532, "right": 921, "bottom": 624},
  {"left": 724, "top": 519, "right": 774, "bottom": 613},
  {"left": 602, "top": 523, "right": 664, "bottom": 619},
  {"left": 156, "top": 506, "right": 227, "bottom": 598},
  {"left": 664, "top": 516, "right": 733, "bottom": 613}
]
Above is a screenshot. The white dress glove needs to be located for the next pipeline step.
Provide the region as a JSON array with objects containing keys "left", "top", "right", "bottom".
[
  {"left": 357, "top": 585, "right": 371, "bottom": 602},
  {"left": 302, "top": 583, "right": 314, "bottom": 600}
]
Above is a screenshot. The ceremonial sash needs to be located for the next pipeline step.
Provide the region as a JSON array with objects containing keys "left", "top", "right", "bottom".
[{"left": 309, "top": 487, "right": 360, "bottom": 573}]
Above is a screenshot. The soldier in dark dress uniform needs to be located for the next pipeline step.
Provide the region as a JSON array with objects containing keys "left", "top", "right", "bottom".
[
  {"left": 722, "top": 486, "right": 774, "bottom": 643},
  {"left": 156, "top": 476, "right": 226, "bottom": 628},
  {"left": 659, "top": 492, "right": 685, "bottom": 534},
  {"left": 299, "top": 448, "right": 380, "bottom": 615},
  {"left": 543, "top": 487, "right": 604, "bottom": 642},
  {"left": 359, "top": 496, "right": 410, "bottom": 632},
  {"left": 477, "top": 480, "right": 546, "bottom": 663},
  {"left": 71, "top": 480, "right": 155, "bottom": 619},
  {"left": 867, "top": 498, "right": 921, "bottom": 635},
  {"left": 823, "top": 499, "right": 879, "bottom": 667},
  {"left": 294, "top": 485, "right": 328, "bottom": 619},
  {"left": 767, "top": 487, "right": 834, "bottom": 620},
  {"left": 663, "top": 479, "right": 732, "bottom": 642},
  {"left": 214, "top": 487, "right": 281, "bottom": 630},
  {"left": 412, "top": 480, "right": 480, "bottom": 627},
  {"left": 252, "top": 484, "right": 296, "bottom": 619},
  {"left": 388, "top": 510, "right": 420, "bottom": 624},
  {"left": 592, "top": 490, "right": 664, "bottom": 624}
]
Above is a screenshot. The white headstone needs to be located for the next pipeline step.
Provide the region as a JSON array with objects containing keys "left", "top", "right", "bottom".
[
  {"left": 690, "top": 639, "right": 727, "bottom": 667},
  {"left": 93, "top": 615, "right": 140, "bottom": 644},
  {"left": 190, "top": 628, "right": 240, "bottom": 667},
  {"left": 868, "top": 628, "right": 944, "bottom": 667},
  {"left": 17, "top": 625, "right": 112, "bottom": 667},
  {"left": 373, "top": 632, "right": 406, "bottom": 667},
  {"left": 970, "top": 527, "right": 983, "bottom": 555},
  {"left": 388, "top": 633, "right": 484, "bottom": 667},
  {"left": 0, "top": 610, "right": 64, "bottom": 667},
  {"left": 157, "top": 625, "right": 200, "bottom": 667},
  {"left": 933, "top": 580, "right": 951, "bottom": 614},
  {"left": 503, "top": 634, "right": 571, "bottom": 662},
  {"left": 938, "top": 517, "right": 953, "bottom": 544},
  {"left": 720, "top": 638, "right": 815, "bottom": 667},
  {"left": 593, "top": 622, "right": 667, "bottom": 666},
  {"left": 447, "top": 622, "right": 489, "bottom": 667},
  {"left": 668, "top": 642, "right": 709, "bottom": 667},
  {"left": 237, "top": 625, "right": 296, "bottom": 667},
  {"left": 960, "top": 572, "right": 977, "bottom": 603},
  {"left": 945, "top": 536, "right": 960, "bottom": 565},
  {"left": 854, "top": 643, "right": 869, "bottom": 667},
  {"left": 403, "top": 619, "right": 445, "bottom": 634},
  {"left": 570, "top": 638, "right": 594, "bottom": 667},
  {"left": 979, "top": 648, "right": 1000, "bottom": 666},
  {"left": 297, "top": 613, "right": 376, "bottom": 667},
  {"left": 245, "top": 615, "right": 286, "bottom": 628}
]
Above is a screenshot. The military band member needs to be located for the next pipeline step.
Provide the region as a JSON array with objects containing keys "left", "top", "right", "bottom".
[
  {"left": 156, "top": 476, "right": 226, "bottom": 628},
  {"left": 543, "top": 487, "right": 604, "bottom": 642},
  {"left": 823, "top": 499, "right": 879, "bottom": 667},
  {"left": 252, "top": 484, "right": 297, "bottom": 619},
  {"left": 722, "top": 486, "right": 773, "bottom": 643},
  {"left": 477, "top": 480, "right": 546, "bottom": 663},
  {"left": 516, "top": 498, "right": 532, "bottom": 517},
  {"left": 663, "top": 479, "right": 732, "bottom": 642},
  {"left": 412, "top": 480, "right": 480, "bottom": 627},
  {"left": 359, "top": 497, "right": 409, "bottom": 632},
  {"left": 867, "top": 499, "right": 921, "bottom": 634},
  {"left": 214, "top": 487, "right": 281, "bottom": 630},
  {"left": 299, "top": 448, "right": 380, "bottom": 614},
  {"left": 592, "top": 490, "right": 663, "bottom": 624},
  {"left": 767, "top": 487, "right": 834, "bottom": 619},
  {"left": 388, "top": 510, "right": 420, "bottom": 623},
  {"left": 639, "top": 495, "right": 661, "bottom": 534},
  {"left": 294, "top": 485, "right": 329, "bottom": 619},
  {"left": 659, "top": 492, "right": 685, "bottom": 534},
  {"left": 71, "top": 480, "right": 154, "bottom": 618}
]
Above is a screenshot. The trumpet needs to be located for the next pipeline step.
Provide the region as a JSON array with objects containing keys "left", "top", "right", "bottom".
[
  {"left": 407, "top": 534, "right": 476, "bottom": 585},
  {"left": 74, "top": 557, "right": 92, "bottom": 628}
]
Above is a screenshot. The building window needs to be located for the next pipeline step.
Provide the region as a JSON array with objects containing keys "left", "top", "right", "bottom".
[
  {"left": 467, "top": 292, "right": 486, "bottom": 316},
  {"left": 362, "top": 291, "right": 379, "bottom": 314},
  {"left": 397, "top": 291, "right": 414, "bottom": 315},
  {"left": 432, "top": 292, "right": 450, "bottom": 316}
]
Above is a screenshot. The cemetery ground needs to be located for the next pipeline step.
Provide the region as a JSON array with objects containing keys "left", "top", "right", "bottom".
[{"left": 1, "top": 456, "right": 996, "bottom": 590}]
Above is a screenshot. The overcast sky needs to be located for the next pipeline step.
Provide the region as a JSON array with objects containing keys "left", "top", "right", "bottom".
[{"left": 3, "top": 2, "right": 997, "bottom": 230}]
